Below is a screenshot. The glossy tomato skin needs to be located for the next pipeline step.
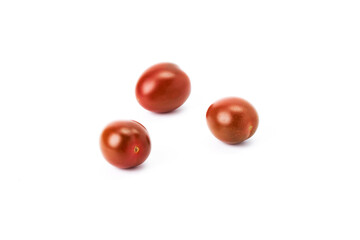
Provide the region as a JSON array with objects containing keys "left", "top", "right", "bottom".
[
  {"left": 100, "top": 120, "right": 151, "bottom": 169},
  {"left": 206, "top": 97, "right": 259, "bottom": 144},
  {"left": 136, "top": 63, "right": 191, "bottom": 113}
]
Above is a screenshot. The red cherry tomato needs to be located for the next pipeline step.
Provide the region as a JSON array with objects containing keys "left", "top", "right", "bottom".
[
  {"left": 136, "top": 63, "right": 191, "bottom": 113},
  {"left": 206, "top": 97, "right": 259, "bottom": 144},
  {"left": 100, "top": 120, "right": 151, "bottom": 169}
]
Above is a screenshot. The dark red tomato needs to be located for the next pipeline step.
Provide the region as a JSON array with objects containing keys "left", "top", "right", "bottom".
[
  {"left": 100, "top": 120, "right": 151, "bottom": 169},
  {"left": 136, "top": 63, "right": 191, "bottom": 113},
  {"left": 206, "top": 97, "right": 259, "bottom": 144}
]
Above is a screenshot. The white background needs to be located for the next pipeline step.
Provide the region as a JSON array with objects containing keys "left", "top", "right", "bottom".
[{"left": 1, "top": 0, "right": 360, "bottom": 239}]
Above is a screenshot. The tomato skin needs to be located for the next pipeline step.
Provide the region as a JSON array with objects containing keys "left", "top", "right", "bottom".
[
  {"left": 206, "top": 97, "right": 259, "bottom": 144},
  {"left": 136, "top": 63, "right": 191, "bottom": 113},
  {"left": 100, "top": 120, "right": 151, "bottom": 169}
]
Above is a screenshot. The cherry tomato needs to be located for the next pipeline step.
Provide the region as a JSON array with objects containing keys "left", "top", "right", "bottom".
[
  {"left": 136, "top": 63, "right": 191, "bottom": 113},
  {"left": 206, "top": 97, "right": 259, "bottom": 144},
  {"left": 100, "top": 120, "right": 151, "bottom": 169}
]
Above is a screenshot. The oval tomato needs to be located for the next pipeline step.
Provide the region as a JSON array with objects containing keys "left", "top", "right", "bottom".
[
  {"left": 206, "top": 97, "right": 259, "bottom": 144},
  {"left": 136, "top": 63, "right": 191, "bottom": 113},
  {"left": 100, "top": 120, "right": 151, "bottom": 169}
]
